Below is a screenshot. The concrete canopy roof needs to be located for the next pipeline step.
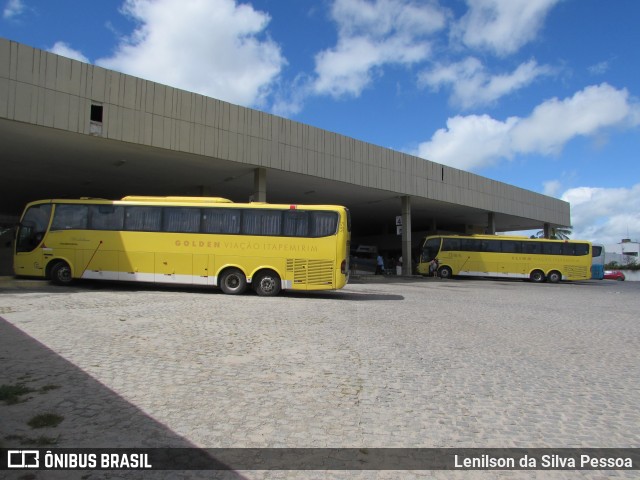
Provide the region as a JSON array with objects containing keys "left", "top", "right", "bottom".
[
  {"left": 1, "top": 38, "right": 570, "bottom": 241},
  {"left": 1, "top": 118, "right": 551, "bottom": 236}
]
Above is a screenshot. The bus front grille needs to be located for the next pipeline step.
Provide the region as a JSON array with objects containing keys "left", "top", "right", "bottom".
[{"left": 286, "top": 259, "right": 334, "bottom": 285}]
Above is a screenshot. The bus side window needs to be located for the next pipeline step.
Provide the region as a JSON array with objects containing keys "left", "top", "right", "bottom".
[
  {"left": 283, "top": 211, "right": 309, "bottom": 237},
  {"left": 575, "top": 243, "right": 589, "bottom": 256},
  {"left": 501, "top": 240, "right": 521, "bottom": 253},
  {"left": 483, "top": 240, "right": 501, "bottom": 253},
  {"left": 523, "top": 242, "right": 541, "bottom": 254},
  {"left": 124, "top": 206, "right": 162, "bottom": 231},
  {"left": 201, "top": 209, "right": 240, "bottom": 234},
  {"left": 89, "top": 205, "right": 124, "bottom": 230},
  {"left": 310, "top": 212, "right": 338, "bottom": 237},
  {"left": 443, "top": 238, "right": 460, "bottom": 251},
  {"left": 163, "top": 208, "right": 201, "bottom": 233},
  {"left": 542, "top": 243, "right": 563, "bottom": 255},
  {"left": 242, "top": 210, "right": 282, "bottom": 236},
  {"left": 51, "top": 204, "right": 89, "bottom": 230}
]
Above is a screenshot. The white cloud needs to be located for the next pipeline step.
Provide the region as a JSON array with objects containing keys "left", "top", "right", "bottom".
[
  {"left": 274, "top": 0, "right": 449, "bottom": 114},
  {"left": 415, "top": 83, "right": 638, "bottom": 170},
  {"left": 96, "top": 0, "right": 285, "bottom": 108},
  {"left": 3, "top": 0, "right": 24, "bottom": 19},
  {"left": 511, "top": 83, "right": 634, "bottom": 155},
  {"left": 312, "top": 0, "right": 448, "bottom": 98},
  {"left": 452, "top": 0, "right": 561, "bottom": 56},
  {"left": 281, "top": 0, "right": 562, "bottom": 114},
  {"left": 313, "top": 35, "right": 429, "bottom": 97},
  {"left": 416, "top": 113, "right": 517, "bottom": 170},
  {"left": 542, "top": 180, "right": 562, "bottom": 197},
  {"left": 419, "top": 57, "right": 553, "bottom": 108},
  {"left": 588, "top": 61, "right": 609, "bottom": 76},
  {"left": 561, "top": 185, "right": 640, "bottom": 245},
  {"left": 49, "top": 42, "right": 90, "bottom": 63}
]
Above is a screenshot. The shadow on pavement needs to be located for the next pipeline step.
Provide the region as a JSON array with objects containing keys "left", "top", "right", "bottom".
[{"left": 0, "top": 317, "right": 246, "bottom": 479}]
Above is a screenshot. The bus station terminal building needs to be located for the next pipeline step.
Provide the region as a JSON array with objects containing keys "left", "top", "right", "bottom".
[{"left": 0, "top": 38, "right": 571, "bottom": 274}]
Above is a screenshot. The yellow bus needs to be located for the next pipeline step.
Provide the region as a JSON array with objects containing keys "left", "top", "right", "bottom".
[
  {"left": 416, "top": 234, "right": 592, "bottom": 283},
  {"left": 14, "top": 196, "right": 351, "bottom": 296}
]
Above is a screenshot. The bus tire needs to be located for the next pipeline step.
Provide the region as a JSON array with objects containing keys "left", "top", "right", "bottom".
[
  {"left": 438, "top": 266, "right": 453, "bottom": 279},
  {"left": 547, "top": 270, "right": 562, "bottom": 283},
  {"left": 50, "top": 261, "right": 73, "bottom": 286},
  {"left": 530, "top": 270, "right": 545, "bottom": 283},
  {"left": 219, "top": 268, "right": 247, "bottom": 295},
  {"left": 253, "top": 270, "right": 281, "bottom": 296}
]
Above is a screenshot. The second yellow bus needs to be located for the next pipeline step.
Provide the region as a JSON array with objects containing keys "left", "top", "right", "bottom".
[{"left": 417, "top": 234, "right": 591, "bottom": 283}]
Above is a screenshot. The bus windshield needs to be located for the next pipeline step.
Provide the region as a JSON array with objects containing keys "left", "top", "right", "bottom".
[
  {"left": 591, "top": 244, "right": 605, "bottom": 280},
  {"left": 16, "top": 203, "right": 52, "bottom": 253},
  {"left": 421, "top": 237, "right": 441, "bottom": 263}
]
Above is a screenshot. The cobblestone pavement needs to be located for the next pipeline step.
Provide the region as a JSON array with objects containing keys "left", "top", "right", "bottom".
[{"left": 1, "top": 276, "right": 639, "bottom": 479}]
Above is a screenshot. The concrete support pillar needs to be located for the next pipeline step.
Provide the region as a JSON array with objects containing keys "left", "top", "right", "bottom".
[
  {"left": 544, "top": 223, "right": 550, "bottom": 239},
  {"left": 253, "top": 168, "right": 267, "bottom": 202},
  {"left": 401, "top": 196, "right": 412, "bottom": 276},
  {"left": 487, "top": 212, "right": 496, "bottom": 234}
]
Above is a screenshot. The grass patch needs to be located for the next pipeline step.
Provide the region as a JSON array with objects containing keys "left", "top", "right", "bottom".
[
  {"left": 27, "top": 413, "right": 64, "bottom": 429},
  {"left": 0, "top": 383, "right": 61, "bottom": 404},
  {"left": 0, "top": 384, "right": 34, "bottom": 405},
  {"left": 39, "top": 384, "right": 61, "bottom": 393}
]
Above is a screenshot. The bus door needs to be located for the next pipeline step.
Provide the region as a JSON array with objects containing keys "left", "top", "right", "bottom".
[{"left": 14, "top": 203, "right": 52, "bottom": 277}]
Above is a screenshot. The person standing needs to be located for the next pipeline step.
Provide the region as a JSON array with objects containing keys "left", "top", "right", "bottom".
[{"left": 376, "top": 254, "right": 384, "bottom": 275}]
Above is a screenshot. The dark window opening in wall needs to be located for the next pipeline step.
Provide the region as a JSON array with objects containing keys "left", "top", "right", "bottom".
[{"left": 90, "top": 105, "right": 103, "bottom": 123}]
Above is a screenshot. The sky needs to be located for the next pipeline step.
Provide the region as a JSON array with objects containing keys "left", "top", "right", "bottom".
[{"left": 2, "top": 0, "right": 639, "bottom": 246}]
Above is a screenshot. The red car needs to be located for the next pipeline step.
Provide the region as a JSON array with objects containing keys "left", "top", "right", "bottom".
[{"left": 604, "top": 270, "right": 625, "bottom": 281}]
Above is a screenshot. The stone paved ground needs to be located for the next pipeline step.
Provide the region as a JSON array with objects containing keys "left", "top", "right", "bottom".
[{"left": 1, "top": 276, "right": 639, "bottom": 479}]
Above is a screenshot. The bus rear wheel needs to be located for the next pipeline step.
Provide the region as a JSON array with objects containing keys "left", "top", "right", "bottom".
[
  {"left": 530, "top": 270, "right": 545, "bottom": 283},
  {"left": 219, "top": 268, "right": 247, "bottom": 295},
  {"left": 253, "top": 270, "right": 281, "bottom": 296},
  {"left": 547, "top": 270, "right": 562, "bottom": 283},
  {"left": 50, "top": 261, "right": 73, "bottom": 286}
]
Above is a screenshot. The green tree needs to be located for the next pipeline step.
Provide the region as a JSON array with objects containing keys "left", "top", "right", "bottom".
[{"left": 533, "top": 227, "right": 573, "bottom": 240}]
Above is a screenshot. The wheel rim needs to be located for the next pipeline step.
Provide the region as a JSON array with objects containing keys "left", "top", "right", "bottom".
[
  {"left": 56, "top": 264, "right": 72, "bottom": 283},
  {"left": 225, "top": 274, "right": 241, "bottom": 291},
  {"left": 259, "top": 277, "right": 276, "bottom": 293},
  {"left": 548, "top": 272, "right": 561, "bottom": 283},
  {"left": 219, "top": 268, "right": 247, "bottom": 294}
]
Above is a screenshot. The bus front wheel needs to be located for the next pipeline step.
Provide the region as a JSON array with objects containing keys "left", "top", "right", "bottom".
[
  {"left": 50, "top": 261, "right": 73, "bottom": 286},
  {"left": 253, "top": 270, "right": 281, "bottom": 296},
  {"left": 219, "top": 268, "right": 247, "bottom": 295},
  {"left": 530, "top": 270, "right": 545, "bottom": 283},
  {"left": 547, "top": 271, "right": 562, "bottom": 283},
  {"left": 438, "top": 266, "right": 453, "bottom": 279}
]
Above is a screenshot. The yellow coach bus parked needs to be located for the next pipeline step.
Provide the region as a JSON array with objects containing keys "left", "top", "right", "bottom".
[
  {"left": 14, "top": 196, "right": 351, "bottom": 296},
  {"left": 417, "top": 234, "right": 592, "bottom": 283}
]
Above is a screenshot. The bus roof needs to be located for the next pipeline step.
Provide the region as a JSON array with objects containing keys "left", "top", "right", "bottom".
[
  {"left": 22, "top": 197, "right": 347, "bottom": 211},
  {"left": 121, "top": 196, "right": 233, "bottom": 203},
  {"left": 425, "top": 233, "right": 587, "bottom": 243}
]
